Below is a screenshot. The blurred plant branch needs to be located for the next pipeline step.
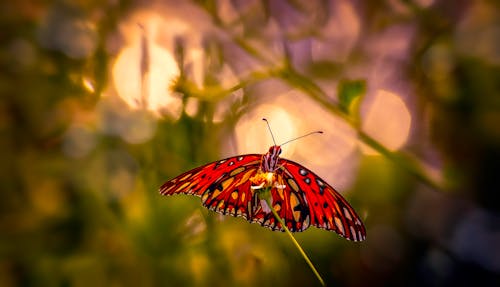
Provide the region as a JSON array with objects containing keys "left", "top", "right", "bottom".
[
  {"left": 276, "top": 67, "right": 444, "bottom": 191},
  {"left": 172, "top": 69, "right": 272, "bottom": 102},
  {"left": 194, "top": 5, "right": 446, "bottom": 191}
]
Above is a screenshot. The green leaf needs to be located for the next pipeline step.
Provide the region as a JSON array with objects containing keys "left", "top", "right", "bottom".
[{"left": 338, "top": 79, "right": 366, "bottom": 114}]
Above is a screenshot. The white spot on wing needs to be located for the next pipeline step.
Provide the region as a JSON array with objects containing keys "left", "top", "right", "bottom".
[
  {"left": 334, "top": 217, "right": 344, "bottom": 235},
  {"left": 302, "top": 215, "right": 310, "bottom": 230},
  {"left": 358, "top": 231, "right": 365, "bottom": 241},
  {"left": 343, "top": 207, "right": 352, "bottom": 221},
  {"left": 350, "top": 226, "right": 357, "bottom": 241}
]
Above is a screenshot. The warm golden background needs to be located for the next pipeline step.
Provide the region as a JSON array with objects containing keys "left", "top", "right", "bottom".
[{"left": 1, "top": 0, "right": 499, "bottom": 286}]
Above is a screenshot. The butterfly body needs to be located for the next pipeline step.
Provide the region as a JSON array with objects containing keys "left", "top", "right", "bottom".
[
  {"left": 260, "top": 145, "right": 282, "bottom": 172},
  {"left": 160, "top": 145, "right": 366, "bottom": 241}
]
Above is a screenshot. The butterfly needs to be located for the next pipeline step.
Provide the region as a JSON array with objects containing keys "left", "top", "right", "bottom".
[{"left": 160, "top": 120, "right": 366, "bottom": 241}]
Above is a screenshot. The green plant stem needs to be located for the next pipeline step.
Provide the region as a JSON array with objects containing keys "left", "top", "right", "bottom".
[
  {"left": 264, "top": 197, "right": 326, "bottom": 287},
  {"left": 276, "top": 68, "right": 444, "bottom": 190},
  {"left": 200, "top": 61, "right": 444, "bottom": 191}
]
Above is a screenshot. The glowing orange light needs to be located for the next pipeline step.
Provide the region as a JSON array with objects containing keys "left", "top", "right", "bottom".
[
  {"left": 234, "top": 105, "right": 297, "bottom": 157},
  {"left": 82, "top": 77, "right": 95, "bottom": 93},
  {"left": 361, "top": 90, "right": 411, "bottom": 154},
  {"left": 112, "top": 41, "right": 181, "bottom": 117},
  {"left": 228, "top": 91, "right": 359, "bottom": 190},
  {"left": 111, "top": 12, "right": 184, "bottom": 119},
  {"left": 184, "top": 97, "right": 199, "bottom": 117}
]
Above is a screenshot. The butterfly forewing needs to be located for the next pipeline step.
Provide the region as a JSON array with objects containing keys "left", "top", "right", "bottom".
[
  {"left": 160, "top": 154, "right": 261, "bottom": 219},
  {"left": 279, "top": 159, "right": 366, "bottom": 241},
  {"left": 160, "top": 154, "right": 260, "bottom": 196}
]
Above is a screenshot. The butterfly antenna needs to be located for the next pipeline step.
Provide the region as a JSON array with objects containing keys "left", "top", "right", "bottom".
[
  {"left": 280, "top": 131, "right": 323, "bottom": 146},
  {"left": 262, "top": 118, "right": 277, "bottom": 145}
]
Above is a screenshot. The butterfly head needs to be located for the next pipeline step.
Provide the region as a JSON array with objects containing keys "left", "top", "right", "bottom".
[
  {"left": 268, "top": 145, "right": 282, "bottom": 157},
  {"left": 261, "top": 145, "right": 282, "bottom": 172}
]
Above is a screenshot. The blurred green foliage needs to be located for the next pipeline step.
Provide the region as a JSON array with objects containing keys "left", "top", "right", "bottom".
[
  {"left": 337, "top": 79, "right": 365, "bottom": 116},
  {"left": 1, "top": 1, "right": 499, "bottom": 287}
]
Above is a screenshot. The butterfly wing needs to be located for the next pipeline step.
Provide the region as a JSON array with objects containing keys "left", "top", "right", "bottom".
[
  {"left": 274, "top": 158, "right": 366, "bottom": 241},
  {"left": 160, "top": 154, "right": 366, "bottom": 240},
  {"left": 160, "top": 154, "right": 263, "bottom": 220},
  {"left": 160, "top": 154, "right": 310, "bottom": 231},
  {"left": 247, "top": 171, "right": 312, "bottom": 232}
]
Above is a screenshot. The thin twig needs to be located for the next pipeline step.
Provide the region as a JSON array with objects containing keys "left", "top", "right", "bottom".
[
  {"left": 264, "top": 197, "right": 326, "bottom": 286},
  {"left": 276, "top": 68, "right": 444, "bottom": 191}
]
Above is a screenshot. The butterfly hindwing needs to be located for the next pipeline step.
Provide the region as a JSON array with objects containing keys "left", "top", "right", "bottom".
[
  {"left": 251, "top": 172, "right": 311, "bottom": 232},
  {"left": 279, "top": 158, "right": 366, "bottom": 241},
  {"left": 201, "top": 165, "right": 258, "bottom": 219}
]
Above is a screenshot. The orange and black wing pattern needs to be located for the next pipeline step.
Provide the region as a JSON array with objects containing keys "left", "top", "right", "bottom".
[
  {"left": 160, "top": 154, "right": 272, "bottom": 225},
  {"left": 160, "top": 154, "right": 365, "bottom": 240},
  {"left": 277, "top": 158, "right": 366, "bottom": 241}
]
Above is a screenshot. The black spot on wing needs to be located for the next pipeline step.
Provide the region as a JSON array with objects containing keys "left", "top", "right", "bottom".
[
  {"left": 208, "top": 182, "right": 223, "bottom": 192},
  {"left": 319, "top": 185, "right": 325, "bottom": 195}
]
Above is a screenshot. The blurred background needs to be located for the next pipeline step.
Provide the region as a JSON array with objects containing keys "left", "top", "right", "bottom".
[{"left": 1, "top": 0, "right": 499, "bottom": 286}]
